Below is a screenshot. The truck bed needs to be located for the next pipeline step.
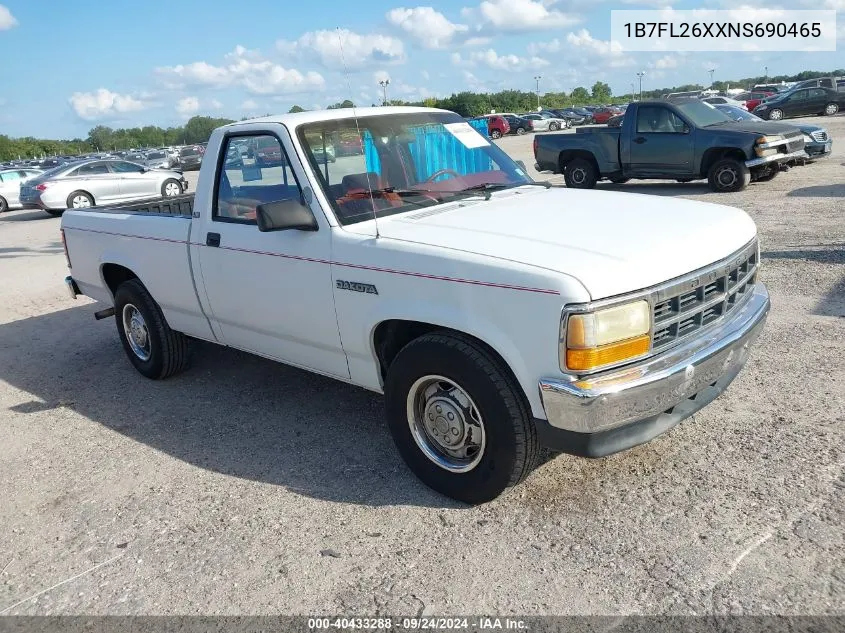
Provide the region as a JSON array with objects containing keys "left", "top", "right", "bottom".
[
  {"left": 534, "top": 127, "right": 621, "bottom": 174},
  {"left": 78, "top": 193, "right": 195, "bottom": 217}
]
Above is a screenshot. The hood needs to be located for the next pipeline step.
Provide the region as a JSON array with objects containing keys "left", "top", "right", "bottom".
[
  {"left": 371, "top": 186, "right": 757, "bottom": 300},
  {"left": 712, "top": 120, "right": 801, "bottom": 136},
  {"left": 796, "top": 123, "right": 823, "bottom": 134}
]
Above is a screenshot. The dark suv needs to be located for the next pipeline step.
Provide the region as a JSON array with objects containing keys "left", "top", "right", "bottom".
[
  {"left": 177, "top": 146, "right": 203, "bottom": 171},
  {"left": 503, "top": 115, "right": 534, "bottom": 135}
]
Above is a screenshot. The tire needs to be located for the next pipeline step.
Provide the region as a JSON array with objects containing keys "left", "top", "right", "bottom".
[
  {"left": 609, "top": 176, "right": 630, "bottom": 184},
  {"left": 707, "top": 157, "right": 751, "bottom": 193},
  {"left": 563, "top": 157, "right": 598, "bottom": 189},
  {"left": 114, "top": 278, "right": 190, "bottom": 380},
  {"left": 162, "top": 179, "right": 183, "bottom": 197},
  {"left": 516, "top": 126, "right": 526, "bottom": 135},
  {"left": 384, "top": 331, "right": 539, "bottom": 504},
  {"left": 824, "top": 103, "right": 839, "bottom": 116},
  {"left": 66, "top": 190, "right": 94, "bottom": 209},
  {"left": 768, "top": 108, "right": 784, "bottom": 121},
  {"left": 0, "top": 196, "right": 7, "bottom": 213},
  {"left": 490, "top": 129, "right": 502, "bottom": 139},
  {"left": 549, "top": 122, "right": 560, "bottom": 132}
]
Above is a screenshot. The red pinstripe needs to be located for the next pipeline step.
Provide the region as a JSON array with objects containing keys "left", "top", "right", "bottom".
[{"left": 64, "top": 226, "right": 560, "bottom": 295}]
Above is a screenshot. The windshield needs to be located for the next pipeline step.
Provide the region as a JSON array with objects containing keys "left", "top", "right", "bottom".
[
  {"left": 674, "top": 100, "right": 733, "bottom": 126},
  {"left": 297, "top": 111, "right": 532, "bottom": 226}
]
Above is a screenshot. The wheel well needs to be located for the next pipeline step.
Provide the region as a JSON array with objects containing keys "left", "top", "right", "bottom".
[
  {"left": 700, "top": 148, "right": 747, "bottom": 177},
  {"left": 558, "top": 150, "right": 598, "bottom": 174},
  {"left": 373, "top": 319, "right": 522, "bottom": 388},
  {"left": 102, "top": 264, "right": 138, "bottom": 297}
]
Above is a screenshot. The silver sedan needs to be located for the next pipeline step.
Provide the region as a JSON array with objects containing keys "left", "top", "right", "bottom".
[
  {"left": 0, "top": 168, "right": 43, "bottom": 212},
  {"left": 19, "top": 159, "right": 188, "bottom": 217},
  {"left": 520, "top": 113, "right": 570, "bottom": 132}
]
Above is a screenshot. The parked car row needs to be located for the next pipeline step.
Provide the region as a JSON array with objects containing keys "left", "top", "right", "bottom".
[
  {"left": 1, "top": 144, "right": 207, "bottom": 174},
  {"left": 0, "top": 158, "right": 189, "bottom": 216},
  {"left": 469, "top": 105, "right": 630, "bottom": 139}
]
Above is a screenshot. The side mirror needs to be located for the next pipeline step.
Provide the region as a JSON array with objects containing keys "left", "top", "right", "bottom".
[
  {"left": 515, "top": 159, "right": 528, "bottom": 171},
  {"left": 256, "top": 198, "right": 318, "bottom": 232},
  {"left": 682, "top": 124, "right": 690, "bottom": 134}
]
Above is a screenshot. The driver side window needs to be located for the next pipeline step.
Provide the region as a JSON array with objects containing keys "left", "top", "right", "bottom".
[{"left": 636, "top": 106, "right": 686, "bottom": 134}]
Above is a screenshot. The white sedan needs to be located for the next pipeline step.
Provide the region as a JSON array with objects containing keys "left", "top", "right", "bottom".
[
  {"left": 701, "top": 96, "right": 749, "bottom": 111},
  {"left": 520, "top": 113, "right": 570, "bottom": 132},
  {"left": 0, "top": 168, "right": 43, "bottom": 212}
]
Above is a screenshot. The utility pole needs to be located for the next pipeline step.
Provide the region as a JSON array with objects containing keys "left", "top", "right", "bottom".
[
  {"left": 379, "top": 79, "right": 390, "bottom": 106},
  {"left": 764, "top": 65, "right": 768, "bottom": 81},
  {"left": 636, "top": 72, "right": 645, "bottom": 101},
  {"left": 534, "top": 75, "right": 542, "bottom": 110},
  {"left": 709, "top": 68, "right": 715, "bottom": 87}
]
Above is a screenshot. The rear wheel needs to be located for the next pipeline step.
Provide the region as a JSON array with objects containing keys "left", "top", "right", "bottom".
[
  {"left": 563, "top": 157, "right": 598, "bottom": 189},
  {"left": 768, "top": 108, "right": 784, "bottom": 121},
  {"left": 516, "top": 126, "right": 526, "bottom": 135},
  {"left": 824, "top": 103, "right": 839, "bottom": 116},
  {"left": 549, "top": 122, "right": 560, "bottom": 131},
  {"left": 0, "top": 196, "right": 7, "bottom": 213},
  {"left": 708, "top": 158, "right": 751, "bottom": 193},
  {"left": 384, "top": 332, "right": 539, "bottom": 504},
  {"left": 67, "top": 190, "right": 94, "bottom": 209},
  {"left": 114, "top": 278, "right": 190, "bottom": 379},
  {"left": 162, "top": 179, "right": 182, "bottom": 197},
  {"left": 490, "top": 129, "right": 502, "bottom": 139}
]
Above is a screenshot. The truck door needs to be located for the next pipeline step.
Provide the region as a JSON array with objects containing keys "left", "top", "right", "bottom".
[
  {"left": 627, "top": 105, "right": 695, "bottom": 176},
  {"left": 194, "top": 127, "right": 349, "bottom": 379}
]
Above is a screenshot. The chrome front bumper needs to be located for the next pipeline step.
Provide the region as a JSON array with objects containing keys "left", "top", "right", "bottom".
[
  {"left": 746, "top": 149, "right": 807, "bottom": 168},
  {"left": 539, "top": 283, "right": 770, "bottom": 436}
]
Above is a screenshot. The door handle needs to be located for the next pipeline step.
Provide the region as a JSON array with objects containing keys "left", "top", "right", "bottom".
[
  {"left": 633, "top": 137, "right": 647, "bottom": 144},
  {"left": 206, "top": 232, "right": 221, "bottom": 247}
]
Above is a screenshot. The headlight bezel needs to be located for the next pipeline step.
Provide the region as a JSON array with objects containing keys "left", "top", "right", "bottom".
[{"left": 559, "top": 297, "right": 654, "bottom": 375}]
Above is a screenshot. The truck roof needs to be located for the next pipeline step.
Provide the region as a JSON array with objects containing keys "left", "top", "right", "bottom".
[{"left": 225, "top": 106, "right": 452, "bottom": 129}]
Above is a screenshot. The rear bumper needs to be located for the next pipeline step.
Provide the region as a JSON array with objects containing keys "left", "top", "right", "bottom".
[{"left": 537, "top": 283, "right": 770, "bottom": 457}]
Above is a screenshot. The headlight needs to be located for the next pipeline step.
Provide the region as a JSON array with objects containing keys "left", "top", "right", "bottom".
[
  {"left": 754, "top": 135, "right": 783, "bottom": 157},
  {"left": 803, "top": 134, "right": 814, "bottom": 144},
  {"left": 561, "top": 300, "right": 651, "bottom": 372}
]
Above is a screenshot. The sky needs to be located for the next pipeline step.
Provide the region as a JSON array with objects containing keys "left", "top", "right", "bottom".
[{"left": 0, "top": 0, "right": 842, "bottom": 139}]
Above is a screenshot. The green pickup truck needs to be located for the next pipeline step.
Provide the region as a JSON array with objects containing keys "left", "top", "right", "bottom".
[{"left": 534, "top": 100, "right": 807, "bottom": 192}]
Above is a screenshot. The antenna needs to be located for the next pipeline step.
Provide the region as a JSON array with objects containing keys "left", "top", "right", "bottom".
[{"left": 336, "top": 27, "right": 379, "bottom": 238}]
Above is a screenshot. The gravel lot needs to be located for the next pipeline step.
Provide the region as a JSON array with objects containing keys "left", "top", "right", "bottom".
[{"left": 1, "top": 115, "right": 843, "bottom": 616}]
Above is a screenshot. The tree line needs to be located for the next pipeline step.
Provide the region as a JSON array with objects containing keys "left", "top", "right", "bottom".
[{"left": 3, "top": 68, "right": 842, "bottom": 161}]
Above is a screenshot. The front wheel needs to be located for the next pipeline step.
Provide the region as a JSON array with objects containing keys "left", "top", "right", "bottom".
[
  {"left": 516, "top": 127, "right": 526, "bottom": 135},
  {"left": 563, "top": 157, "right": 598, "bottom": 189},
  {"left": 768, "top": 108, "right": 784, "bottom": 121},
  {"left": 114, "top": 279, "right": 190, "bottom": 379},
  {"left": 384, "top": 332, "right": 539, "bottom": 504},
  {"left": 549, "top": 122, "right": 560, "bottom": 131},
  {"left": 708, "top": 158, "right": 751, "bottom": 193},
  {"left": 824, "top": 103, "right": 839, "bottom": 116},
  {"left": 162, "top": 179, "right": 183, "bottom": 197}
]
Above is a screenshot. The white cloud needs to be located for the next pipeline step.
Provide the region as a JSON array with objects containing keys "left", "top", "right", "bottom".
[
  {"left": 651, "top": 55, "right": 680, "bottom": 69},
  {"left": 421, "top": 70, "right": 430, "bottom": 80},
  {"left": 69, "top": 88, "right": 151, "bottom": 121},
  {"left": 531, "top": 30, "right": 632, "bottom": 69},
  {"left": 464, "top": 36, "right": 492, "bottom": 47},
  {"left": 175, "top": 96, "right": 200, "bottom": 117},
  {"left": 0, "top": 4, "right": 17, "bottom": 29},
  {"left": 278, "top": 29, "right": 405, "bottom": 70},
  {"left": 209, "top": 98, "right": 223, "bottom": 110},
  {"left": 386, "top": 6, "right": 468, "bottom": 49},
  {"left": 452, "top": 48, "right": 550, "bottom": 71},
  {"left": 240, "top": 99, "right": 259, "bottom": 110},
  {"left": 463, "top": 0, "right": 579, "bottom": 32},
  {"left": 156, "top": 46, "right": 325, "bottom": 95}
]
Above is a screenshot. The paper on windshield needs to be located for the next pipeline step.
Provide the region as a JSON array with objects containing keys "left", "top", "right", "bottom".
[{"left": 443, "top": 122, "right": 490, "bottom": 149}]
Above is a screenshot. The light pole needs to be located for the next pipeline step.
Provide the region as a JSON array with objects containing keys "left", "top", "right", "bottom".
[
  {"left": 764, "top": 65, "right": 768, "bottom": 81},
  {"left": 534, "top": 75, "right": 542, "bottom": 110},
  {"left": 630, "top": 82, "right": 636, "bottom": 102},
  {"left": 379, "top": 78, "right": 390, "bottom": 106},
  {"left": 709, "top": 68, "right": 715, "bottom": 87},
  {"left": 636, "top": 71, "right": 645, "bottom": 101}
]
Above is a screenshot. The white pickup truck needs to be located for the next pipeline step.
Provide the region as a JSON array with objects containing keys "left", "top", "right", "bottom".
[{"left": 60, "top": 106, "right": 770, "bottom": 503}]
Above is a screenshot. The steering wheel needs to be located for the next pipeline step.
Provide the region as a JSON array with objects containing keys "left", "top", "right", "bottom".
[{"left": 424, "top": 168, "right": 461, "bottom": 183}]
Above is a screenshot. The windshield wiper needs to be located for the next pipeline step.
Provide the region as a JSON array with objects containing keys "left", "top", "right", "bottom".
[{"left": 457, "top": 181, "right": 556, "bottom": 200}]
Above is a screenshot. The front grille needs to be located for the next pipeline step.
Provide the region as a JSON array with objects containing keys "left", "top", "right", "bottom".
[
  {"left": 811, "top": 130, "right": 828, "bottom": 142},
  {"left": 651, "top": 241, "right": 758, "bottom": 351}
]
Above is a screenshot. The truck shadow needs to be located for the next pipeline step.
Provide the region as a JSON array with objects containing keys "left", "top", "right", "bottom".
[
  {"left": 0, "top": 242, "right": 64, "bottom": 259},
  {"left": 786, "top": 184, "right": 845, "bottom": 198},
  {"left": 0, "top": 209, "right": 57, "bottom": 223},
  {"left": 0, "top": 305, "right": 461, "bottom": 508},
  {"left": 762, "top": 245, "right": 845, "bottom": 317}
]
